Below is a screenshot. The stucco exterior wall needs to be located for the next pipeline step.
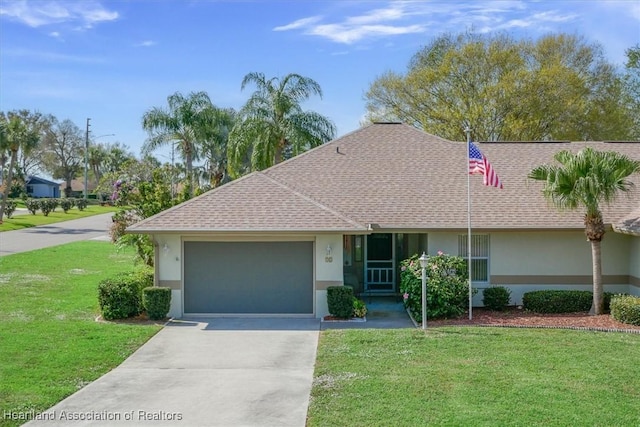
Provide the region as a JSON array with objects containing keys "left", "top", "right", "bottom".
[
  {"left": 630, "top": 236, "right": 640, "bottom": 296},
  {"left": 154, "top": 234, "right": 182, "bottom": 317},
  {"left": 315, "top": 234, "right": 343, "bottom": 318},
  {"left": 426, "top": 230, "right": 633, "bottom": 306}
]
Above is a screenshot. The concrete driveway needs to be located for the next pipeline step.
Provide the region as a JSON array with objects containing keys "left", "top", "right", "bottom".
[{"left": 26, "top": 318, "right": 320, "bottom": 427}]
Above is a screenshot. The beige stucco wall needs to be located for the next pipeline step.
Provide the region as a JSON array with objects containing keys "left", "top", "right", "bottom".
[
  {"left": 153, "top": 234, "right": 182, "bottom": 317},
  {"left": 492, "top": 231, "right": 631, "bottom": 305},
  {"left": 315, "top": 234, "right": 343, "bottom": 318},
  {"left": 630, "top": 236, "right": 640, "bottom": 296},
  {"left": 426, "top": 230, "right": 633, "bottom": 305}
]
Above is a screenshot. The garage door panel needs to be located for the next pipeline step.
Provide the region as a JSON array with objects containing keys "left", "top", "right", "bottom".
[{"left": 184, "top": 241, "right": 313, "bottom": 314}]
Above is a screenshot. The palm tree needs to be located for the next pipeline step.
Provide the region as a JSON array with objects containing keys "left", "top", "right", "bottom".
[
  {"left": 142, "top": 91, "right": 218, "bottom": 196},
  {"left": 199, "top": 108, "right": 236, "bottom": 188},
  {"left": 228, "top": 72, "right": 336, "bottom": 176},
  {"left": 528, "top": 148, "right": 640, "bottom": 314},
  {"left": 0, "top": 113, "right": 41, "bottom": 222},
  {"left": 88, "top": 143, "right": 109, "bottom": 186}
]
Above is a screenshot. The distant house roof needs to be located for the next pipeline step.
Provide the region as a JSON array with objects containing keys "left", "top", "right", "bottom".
[
  {"left": 128, "top": 123, "right": 640, "bottom": 234},
  {"left": 60, "top": 179, "right": 97, "bottom": 192},
  {"left": 27, "top": 176, "right": 60, "bottom": 186}
]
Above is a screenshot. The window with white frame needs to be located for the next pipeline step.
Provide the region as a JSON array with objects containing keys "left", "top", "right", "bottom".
[{"left": 458, "top": 234, "right": 489, "bottom": 283}]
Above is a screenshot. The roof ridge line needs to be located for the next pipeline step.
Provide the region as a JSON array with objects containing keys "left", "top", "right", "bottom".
[{"left": 258, "top": 172, "right": 367, "bottom": 230}]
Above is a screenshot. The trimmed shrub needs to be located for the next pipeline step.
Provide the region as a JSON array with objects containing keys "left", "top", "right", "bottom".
[
  {"left": 76, "top": 198, "right": 88, "bottom": 211},
  {"left": 97, "top": 268, "right": 152, "bottom": 320},
  {"left": 483, "top": 286, "right": 511, "bottom": 311},
  {"left": 353, "top": 298, "right": 367, "bottom": 318},
  {"left": 523, "top": 290, "right": 614, "bottom": 314},
  {"left": 40, "top": 199, "right": 57, "bottom": 216},
  {"left": 327, "top": 286, "right": 355, "bottom": 318},
  {"left": 142, "top": 287, "right": 171, "bottom": 320},
  {"left": 60, "top": 198, "right": 73, "bottom": 213},
  {"left": 400, "top": 252, "right": 473, "bottom": 320},
  {"left": 4, "top": 200, "right": 16, "bottom": 218},
  {"left": 25, "top": 199, "right": 40, "bottom": 215},
  {"left": 610, "top": 295, "right": 640, "bottom": 326}
]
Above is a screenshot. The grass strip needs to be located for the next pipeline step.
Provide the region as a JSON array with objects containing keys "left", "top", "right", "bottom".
[
  {"left": 0, "top": 241, "right": 161, "bottom": 427},
  {"left": 0, "top": 205, "right": 120, "bottom": 232}
]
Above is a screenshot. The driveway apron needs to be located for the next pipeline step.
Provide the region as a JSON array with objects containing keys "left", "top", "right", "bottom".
[{"left": 25, "top": 318, "right": 320, "bottom": 427}]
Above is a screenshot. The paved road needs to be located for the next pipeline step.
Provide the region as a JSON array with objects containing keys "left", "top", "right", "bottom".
[
  {"left": 0, "top": 213, "right": 114, "bottom": 256},
  {"left": 25, "top": 318, "right": 320, "bottom": 427}
]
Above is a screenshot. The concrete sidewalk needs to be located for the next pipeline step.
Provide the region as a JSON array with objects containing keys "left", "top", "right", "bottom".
[
  {"left": 0, "top": 213, "right": 113, "bottom": 256},
  {"left": 25, "top": 318, "right": 320, "bottom": 427}
]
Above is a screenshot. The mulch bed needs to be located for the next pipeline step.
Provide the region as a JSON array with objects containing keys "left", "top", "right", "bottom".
[{"left": 425, "top": 307, "right": 640, "bottom": 332}]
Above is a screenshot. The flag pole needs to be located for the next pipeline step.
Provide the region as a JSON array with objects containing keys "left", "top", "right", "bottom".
[{"left": 465, "top": 127, "right": 473, "bottom": 320}]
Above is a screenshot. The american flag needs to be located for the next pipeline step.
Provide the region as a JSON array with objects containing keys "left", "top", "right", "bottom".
[{"left": 469, "top": 141, "right": 503, "bottom": 189}]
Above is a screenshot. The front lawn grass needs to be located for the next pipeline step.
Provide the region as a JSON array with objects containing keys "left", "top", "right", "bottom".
[
  {"left": 0, "top": 241, "right": 161, "bottom": 427},
  {"left": 308, "top": 328, "right": 640, "bottom": 427},
  {"left": 0, "top": 204, "right": 119, "bottom": 232}
]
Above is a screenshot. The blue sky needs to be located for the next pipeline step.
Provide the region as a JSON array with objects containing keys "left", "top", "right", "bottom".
[{"left": 1, "top": 0, "right": 639, "bottom": 160}]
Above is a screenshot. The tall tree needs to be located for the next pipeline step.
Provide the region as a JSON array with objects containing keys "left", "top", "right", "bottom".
[
  {"left": 528, "top": 148, "right": 640, "bottom": 314},
  {"left": 40, "top": 118, "right": 84, "bottom": 197},
  {"left": 88, "top": 143, "right": 109, "bottom": 186},
  {"left": 623, "top": 45, "right": 640, "bottom": 139},
  {"left": 142, "top": 91, "right": 218, "bottom": 196},
  {"left": 365, "top": 32, "right": 636, "bottom": 141},
  {"left": 228, "top": 72, "right": 336, "bottom": 176},
  {"left": 0, "top": 112, "right": 42, "bottom": 222},
  {"left": 199, "top": 107, "right": 236, "bottom": 188}
]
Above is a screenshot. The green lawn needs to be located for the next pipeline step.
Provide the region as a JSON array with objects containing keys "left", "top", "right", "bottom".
[
  {"left": 308, "top": 328, "right": 640, "bottom": 427},
  {"left": 0, "top": 205, "right": 120, "bottom": 232},
  {"left": 0, "top": 241, "right": 161, "bottom": 427}
]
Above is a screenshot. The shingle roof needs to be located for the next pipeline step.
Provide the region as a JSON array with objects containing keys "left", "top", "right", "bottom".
[{"left": 128, "top": 123, "right": 640, "bottom": 234}]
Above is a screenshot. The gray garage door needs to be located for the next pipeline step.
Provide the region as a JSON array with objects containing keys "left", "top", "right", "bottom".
[{"left": 184, "top": 241, "right": 314, "bottom": 314}]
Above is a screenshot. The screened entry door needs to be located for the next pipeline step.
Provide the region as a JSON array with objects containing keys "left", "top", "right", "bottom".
[{"left": 365, "top": 233, "right": 395, "bottom": 292}]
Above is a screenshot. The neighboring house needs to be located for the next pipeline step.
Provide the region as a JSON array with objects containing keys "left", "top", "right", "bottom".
[
  {"left": 127, "top": 123, "right": 640, "bottom": 319},
  {"left": 60, "top": 179, "right": 98, "bottom": 197},
  {"left": 26, "top": 176, "right": 61, "bottom": 198}
]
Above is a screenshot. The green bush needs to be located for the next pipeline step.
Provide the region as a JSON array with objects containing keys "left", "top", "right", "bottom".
[
  {"left": 142, "top": 287, "right": 171, "bottom": 320},
  {"left": 60, "top": 198, "right": 73, "bottom": 213},
  {"left": 39, "top": 199, "right": 57, "bottom": 216},
  {"left": 353, "top": 298, "right": 367, "bottom": 318},
  {"left": 610, "top": 295, "right": 640, "bottom": 326},
  {"left": 400, "top": 252, "right": 473, "bottom": 320},
  {"left": 97, "top": 268, "right": 152, "bottom": 320},
  {"left": 4, "top": 200, "right": 16, "bottom": 218},
  {"left": 76, "top": 198, "right": 88, "bottom": 211},
  {"left": 327, "top": 286, "right": 355, "bottom": 318},
  {"left": 483, "top": 286, "right": 511, "bottom": 311},
  {"left": 25, "top": 199, "right": 40, "bottom": 215},
  {"left": 523, "top": 290, "right": 614, "bottom": 314}
]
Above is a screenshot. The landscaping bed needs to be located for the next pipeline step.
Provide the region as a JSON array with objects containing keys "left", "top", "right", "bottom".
[{"left": 427, "top": 306, "right": 640, "bottom": 331}]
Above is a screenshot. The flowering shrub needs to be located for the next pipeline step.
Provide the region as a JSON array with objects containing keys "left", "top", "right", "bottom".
[{"left": 400, "top": 252, "right": 473, "bottom": 320}]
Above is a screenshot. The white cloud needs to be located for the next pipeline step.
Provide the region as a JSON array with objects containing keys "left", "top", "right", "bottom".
[
  {"left": 309, "top": 23, "right": 425, "bottom": 44},
  {"left": 135, "top": 40, "right": 157, "bottom": 47},
  {"left": 272, "top": 1, "right": 588, "bottom": 45},
  {"left": 3, "top": 48, "right": 106, "bottom": 64},
  {"left": 273, "top": 16, "right": 322, "bottom": 31},
  {"left": 0, "top": 0, "right": 118, "bottom": 28}
]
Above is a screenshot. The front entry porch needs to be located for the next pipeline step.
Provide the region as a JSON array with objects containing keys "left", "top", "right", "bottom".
[{"left": 342, "top": 233, "right": 428, "bottom": 297}]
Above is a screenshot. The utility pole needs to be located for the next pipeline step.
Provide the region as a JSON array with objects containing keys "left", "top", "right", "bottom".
[{"left": 84, "top": 118, "right": 91, "bottom": 199}]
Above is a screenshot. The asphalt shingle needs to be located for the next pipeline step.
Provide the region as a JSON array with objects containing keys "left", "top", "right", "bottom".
[{"left": 128, "top": 123, "right": 640, "bottom": 234}]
